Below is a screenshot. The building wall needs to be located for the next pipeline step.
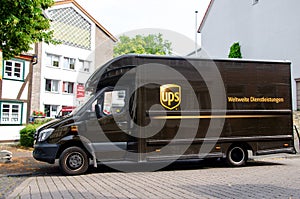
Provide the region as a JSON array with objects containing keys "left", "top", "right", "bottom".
[
  {"left": 0, "top": 57, "right": 31, "bottom": 141},
  {"left": 32, "top": 2, "right": 114, "bottom": 117},
  {"left": 200, "top": 0, "right": 300, "bottom": 109},
  {"left": 94, "top": 27, "right": 115, "bottom": 69},
  {"left": 1, "top": 59, "right": 30, "bottom": 101},
  {"left": 31, "top": 43, "right": 42, "bottom": 112},
  {"left": 0, "top": 1, "right": 115, "bottom": 141},
  {"left": 1, "top": 58, "right": 31, "bottom": 125},
  {"left": 40, "top": 43, "right": 94, "bottom": 111}
]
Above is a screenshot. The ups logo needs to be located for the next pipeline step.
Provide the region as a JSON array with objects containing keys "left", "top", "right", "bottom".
[{"left": 160, "top": 84, "right": 181, "bottom": 110}]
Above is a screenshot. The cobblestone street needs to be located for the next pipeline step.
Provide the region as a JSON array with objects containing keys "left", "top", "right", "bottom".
[{"left": 4, "top": 156, "right": 300, "bottom": 199}]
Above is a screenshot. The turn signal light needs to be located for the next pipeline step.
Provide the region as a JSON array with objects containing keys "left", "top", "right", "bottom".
[
  {"left": 284, "top": 143, "right": 289, "bottom": 147},
  {"left": 70, "top": 125, "right": 78, "bottom": 133}
]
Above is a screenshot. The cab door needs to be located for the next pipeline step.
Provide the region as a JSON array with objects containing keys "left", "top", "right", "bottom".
[{"left": 92, "top": 88, "right": 132, "bottom": 161}]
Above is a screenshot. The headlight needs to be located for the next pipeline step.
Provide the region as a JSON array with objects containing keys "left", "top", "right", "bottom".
[{"left": 38, "top": 128, "right": 55, "bottom": 142}]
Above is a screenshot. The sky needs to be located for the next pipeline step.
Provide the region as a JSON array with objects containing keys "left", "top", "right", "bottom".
[{"left": 75, "top": 0, "right": 211, "bottom": 55}]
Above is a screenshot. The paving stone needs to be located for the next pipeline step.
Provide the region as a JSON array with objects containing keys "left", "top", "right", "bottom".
[{"left": 3, "top": 157, "right": 300, "bottom": 198}]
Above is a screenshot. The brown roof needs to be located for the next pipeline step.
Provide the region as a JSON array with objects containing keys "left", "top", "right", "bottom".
[
  {"left": 197, "top": 0, "right": 214, "bottom": 33},
  {"left": 54, "top": 0, "right": 117, "bottom": 42},
  {"left": 16, "top": 53, "right": 35, "bottom": 62}
]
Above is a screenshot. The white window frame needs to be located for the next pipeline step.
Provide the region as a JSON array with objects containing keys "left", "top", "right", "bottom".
[
  {"left": 46, "top": 53, "right": 60, "bottom": 68},
  {"left": 63, "top": 57, "right": 76, "bottom": 70},
  {"left": 79, "top": 59, "right": 91, "bottom": 73},
  {"left": 63, "top": 81, "right": 74, "bottom": 94},
  {"left": 45, "top": 79, "right": 60, "bottom": 93},
  {"left": 3, "top": 59, "right": 24, "bottom": 81},
  {"left": 0, "top": 102, "right": 22, "bottom": 124},
  {"left": 44, "top": 104, "right": 59, "bottom": 118}
]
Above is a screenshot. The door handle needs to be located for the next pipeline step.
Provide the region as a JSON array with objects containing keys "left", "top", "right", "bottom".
[{"left": 117, "top": 121, "right": 128, "bottom": 127}]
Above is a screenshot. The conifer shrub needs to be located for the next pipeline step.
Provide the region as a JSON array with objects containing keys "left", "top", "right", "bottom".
[{"left": 228, "top": 42, "right": 242, "bottom": 58}]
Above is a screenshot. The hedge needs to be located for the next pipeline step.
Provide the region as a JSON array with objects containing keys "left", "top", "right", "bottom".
[
  {"left": 19, "top": 124, "right": 38, "bottom": 147},
  {"left": 19, "top": 118, "right": 53, "bottom": 147}
]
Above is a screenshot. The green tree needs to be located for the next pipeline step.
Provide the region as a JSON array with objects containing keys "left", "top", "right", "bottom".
[
  {"left": 0, "top": 0, "right": 57, "bottom": 60},
  {"left": 114, "top": 33, "right": 172, "bottom": 57},
  {"left": 228, "top": 42, "right": 242, "bottom": 58}
]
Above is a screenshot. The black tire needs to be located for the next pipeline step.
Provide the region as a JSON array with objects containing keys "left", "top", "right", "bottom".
[
  {"left": 59, "top": 146, "right": 89, "bottom": 175},
  {"left": 226, "top": 145, "right": 248, "bottom": 167}
]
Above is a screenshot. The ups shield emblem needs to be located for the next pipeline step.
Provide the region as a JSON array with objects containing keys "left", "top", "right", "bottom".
[{"left": 160, "top": 84, "right": 181, "bottom": 110}]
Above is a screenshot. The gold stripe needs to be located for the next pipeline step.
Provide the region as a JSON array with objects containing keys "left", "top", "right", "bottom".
[{"left": 152, "top": 115, "right": 281, "bottom": 120}]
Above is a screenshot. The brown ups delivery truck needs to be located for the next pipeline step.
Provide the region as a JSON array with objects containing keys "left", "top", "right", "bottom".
[{"left": 33, "top": 54, "right": 296, "bottom": 175}]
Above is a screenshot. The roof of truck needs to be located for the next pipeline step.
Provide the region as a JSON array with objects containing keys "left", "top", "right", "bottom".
[
  {"left": 85, "top": 54, "right": 291, "bottom": 93},
  {"left": 108, "top": 54, "right": 291, "bottom": 63}
]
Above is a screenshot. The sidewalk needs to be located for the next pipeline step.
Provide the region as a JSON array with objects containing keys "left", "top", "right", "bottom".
[
  {"left": 6, "top": 156, "right": 300, "bottom": 199},
  {"left": 0, "top": 145, "right": 58, "bottom": 199},
  {"left": 1, "top": 144, "right": 300, "bottom": 198}
]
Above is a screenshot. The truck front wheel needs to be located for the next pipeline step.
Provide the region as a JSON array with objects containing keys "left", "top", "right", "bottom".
[
  {"left": 59, "top": 146, "right": 89, "bottom": 175},
  {"left": 226, "top": 145, "right": 247, "bottom": 166}
]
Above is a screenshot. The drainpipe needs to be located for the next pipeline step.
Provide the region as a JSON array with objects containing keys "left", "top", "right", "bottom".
[{"left": 27, "top": 51, "right": 38, "bottom": 123}]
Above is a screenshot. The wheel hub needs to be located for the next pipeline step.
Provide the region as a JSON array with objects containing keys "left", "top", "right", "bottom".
[{"left": 67, "top": 153, "right": 83, "bottom": 169}]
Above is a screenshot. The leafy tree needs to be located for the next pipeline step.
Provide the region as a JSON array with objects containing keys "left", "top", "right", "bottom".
[
  {"left": 0, "top": 0, "right": 57, "bottom": 60},
  {"left": 114, "top": 33, "right": 172, "bottom": 57},
  {"left": 228, "top": 42, "right": 242, "bottom": 58}
]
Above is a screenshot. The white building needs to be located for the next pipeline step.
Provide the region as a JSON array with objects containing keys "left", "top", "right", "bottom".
[
  {"left": 0, "top": 0, "right": 116, "bottom": 141},
  {"left": 32, "top": 0, "right": 117, "bottom": 118},
  {"left": 198, "top": 0, "right": 300, "bottom": 109},
  {"left": 0, "top": 52, "right": 35, "bottom": 141}
]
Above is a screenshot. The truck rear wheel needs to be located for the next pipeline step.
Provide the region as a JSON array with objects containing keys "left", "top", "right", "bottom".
[
  {"left": 59, "top": 146, "right": 89, "bottom": 175},
  {"left": 226, "top": 145, "right": 247, "bottom": 166}
]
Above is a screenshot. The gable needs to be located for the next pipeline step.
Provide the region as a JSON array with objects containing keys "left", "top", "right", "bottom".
[
  {"left": 53, "top": 0, "right": 117, "bottom": 42},
  {"left": 49, "top": 7, "right": 92, "bottom": 50}
]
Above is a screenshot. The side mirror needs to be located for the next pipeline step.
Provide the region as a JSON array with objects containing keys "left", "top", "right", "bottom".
[{"left": 95, "top": 104, "right": 102, "bottom": 118}]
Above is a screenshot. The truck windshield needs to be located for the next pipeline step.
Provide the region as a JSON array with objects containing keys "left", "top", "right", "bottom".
[{"left": 72, "top": 91, "right": 96, "bottom": 116}]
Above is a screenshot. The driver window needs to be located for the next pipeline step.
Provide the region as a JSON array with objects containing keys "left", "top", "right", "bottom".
[{"left": 103, "top": 90, "right": 126, "bottom": 115}]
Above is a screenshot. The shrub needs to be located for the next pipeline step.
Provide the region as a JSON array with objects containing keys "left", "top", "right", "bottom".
[
  {"left": 19, "top": 118, "right": 53, "bottom": 147},
  {"left": 228, "top": 42, "right": 242, "bottom": 58},
  {"left": 19, "top": 124, "right": 38, "bottom": 147},
  {"left": 33, "top": 118, "right": 52, "bottom": 125}
]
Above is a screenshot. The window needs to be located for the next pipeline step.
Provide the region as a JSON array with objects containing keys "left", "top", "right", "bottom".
[
  {"left": 63, "top": 81, "right": 74, "bottom": 94},
  {"left": 79, "top": 60, "right": 91, "bottom": 72},
  {"left": 46, "top": 54, "right": 60, "bottom": 67},
  {"left": 44, "top": 104, "right": 59, "bottom": 118},
  {"left": 0, "top": 102, "right": 22, "bottom": 124},
  {"left": 45, "top": 79, "right": 59, "bottom": 93},
  {"left": 102, "top": 90, "right": 126, "bottom": 116},
  {"left": 63, "top": 57, "right": 76, "bottom": 70},
  {"left": 3, "top": 60, "right": 24, "bottom": 80}
]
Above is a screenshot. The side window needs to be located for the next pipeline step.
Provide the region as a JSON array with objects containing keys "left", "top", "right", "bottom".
[
  {"left": 102, "top": 90, "right": 126, "bottom": 116},
  {"left": 3, "top": 59, "right": 24, "bottom": 81},
  {"left": 0, "top": 102, "right": 23, "bottom": 124}
]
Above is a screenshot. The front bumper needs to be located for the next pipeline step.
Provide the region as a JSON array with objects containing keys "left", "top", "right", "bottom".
[{"left": 33, "top": 143, "right": 59, "bottom": 164}]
